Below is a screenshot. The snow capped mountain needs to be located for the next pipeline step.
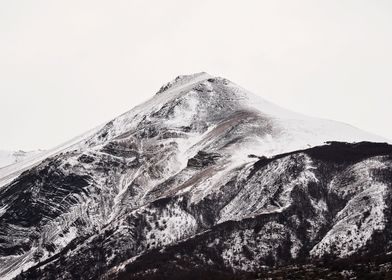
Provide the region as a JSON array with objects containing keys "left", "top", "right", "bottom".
[
  {"left": 0, "top": 150, "right": 44, "bottom": 169},
  {"left": 0, "top": 73, "right": 391, "bottom": 279}
]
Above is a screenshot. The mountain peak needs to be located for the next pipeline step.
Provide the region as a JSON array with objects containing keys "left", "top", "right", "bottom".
[
  {"left": 0, "top": 73, "right": 390, "bottom": 279},
  {"left": 156, "top": 72, "right": 212, "bottom": 95}
]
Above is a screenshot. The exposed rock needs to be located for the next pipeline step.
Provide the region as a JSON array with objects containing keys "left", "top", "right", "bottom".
[{"left": 187, "top": 151, "right": 222, "bottom": 168}]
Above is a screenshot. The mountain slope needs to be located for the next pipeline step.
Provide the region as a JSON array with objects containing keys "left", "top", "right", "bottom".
[
  {"left": 15, "top": 142, "right": 392, "bottom": 280},
  {"left": 0, "top": 73, "right": 390, "bottom": 280}
]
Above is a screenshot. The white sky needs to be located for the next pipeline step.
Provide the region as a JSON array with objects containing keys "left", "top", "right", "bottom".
[{"left": 1, "top": 0, "right": 391, "bottom": 150}]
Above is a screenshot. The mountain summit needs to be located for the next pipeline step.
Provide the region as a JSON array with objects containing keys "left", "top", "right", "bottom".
[{"left": 0, "top": 73, "right": 391, "bottom": 279}]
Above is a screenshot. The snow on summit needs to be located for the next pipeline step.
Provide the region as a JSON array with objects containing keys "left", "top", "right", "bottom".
[{"left": 0, "top": 72, "right": 386, "bottom": 189}]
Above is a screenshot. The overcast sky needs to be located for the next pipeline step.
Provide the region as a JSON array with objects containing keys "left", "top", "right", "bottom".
[{"left": 1, "top": 0, "right": 391, "bottom": 150}]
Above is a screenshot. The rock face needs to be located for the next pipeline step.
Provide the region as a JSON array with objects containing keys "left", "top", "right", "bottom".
[{"left": 0, "top": 73, "right": 390, "bottom": 280}]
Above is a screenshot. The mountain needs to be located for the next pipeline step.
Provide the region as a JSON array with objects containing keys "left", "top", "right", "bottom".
[
  {"left": 0, "top": 150, "right": 44, "bottom": 169},
  {"left": 0, "top": 73, "right": 390, "bottom": 280}
]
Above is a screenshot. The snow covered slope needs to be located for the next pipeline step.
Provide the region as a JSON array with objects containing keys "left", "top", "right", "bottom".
[
  {"left": 0, "top": 127, "right": 101, "bottom": 189},
  {"left": 0, "top": 72, "right": 390, "bottom": 280}
]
